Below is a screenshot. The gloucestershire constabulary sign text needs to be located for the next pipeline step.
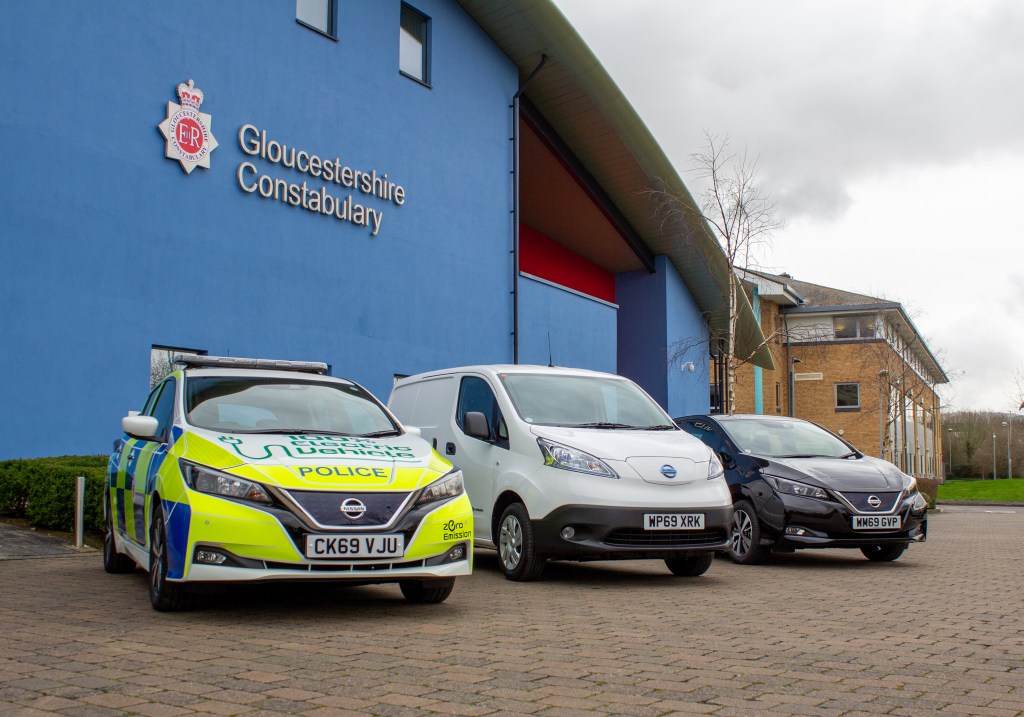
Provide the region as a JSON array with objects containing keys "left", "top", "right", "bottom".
[
  {"left": 237, "top": 125, "right": 405, "bottom": 237},
  {"left": 158, "top": 80, "right": 218, "bottom": 174}
]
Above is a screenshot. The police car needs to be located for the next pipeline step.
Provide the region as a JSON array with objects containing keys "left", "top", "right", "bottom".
[{"left": 104, "top": 356, "right": 472, "bottom": 610}]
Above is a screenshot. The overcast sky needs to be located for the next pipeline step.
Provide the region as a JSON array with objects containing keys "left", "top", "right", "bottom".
[{"left": 552, "top": 0, "right": 1024, "bottom": 414}]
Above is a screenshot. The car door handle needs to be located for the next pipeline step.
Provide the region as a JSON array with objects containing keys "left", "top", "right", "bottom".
[{"left": 445, "top": 442, "right": 456, "bottom": 455}]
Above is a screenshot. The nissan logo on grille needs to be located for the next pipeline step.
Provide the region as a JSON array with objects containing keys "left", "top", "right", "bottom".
[
  {"left": 340, "top": 498, "right": 367, "bottom": 520},
  {"left": 660, "top": 464, "right": 677, "bottom": 479},
  {"left": 867, "top": 495, "right": 882, "bottom": 508}
]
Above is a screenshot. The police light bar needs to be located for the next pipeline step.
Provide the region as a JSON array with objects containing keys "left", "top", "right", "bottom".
[{"left": 173, "top": 355, "right": 329, "bottom": 374}]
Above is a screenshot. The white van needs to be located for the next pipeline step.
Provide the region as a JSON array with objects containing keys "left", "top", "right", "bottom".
[{"left": 388, "top": 365, "right": 733, "bottom": 581}]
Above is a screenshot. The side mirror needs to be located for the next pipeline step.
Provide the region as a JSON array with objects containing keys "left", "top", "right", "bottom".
[
  {"left": 403, "top": 425, "right": 422, "bottom": 437},
  {"left": 122, "top": 415, "right": 159, "bottom": 440},
  {"left": 464, "top": 411, "right": 490, "bottom": 440},
  {"left": 719, "top": 450, "right": 736, "bottom": 470}
]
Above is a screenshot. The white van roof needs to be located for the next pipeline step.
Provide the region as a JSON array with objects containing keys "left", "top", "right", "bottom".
[{"left": 395, "top": 364, "right": 626, "bottom": 386}]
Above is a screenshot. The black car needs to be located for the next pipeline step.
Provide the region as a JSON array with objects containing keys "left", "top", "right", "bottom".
[{"left": 674, "top": 414, "right": 928, "bottom": 564}]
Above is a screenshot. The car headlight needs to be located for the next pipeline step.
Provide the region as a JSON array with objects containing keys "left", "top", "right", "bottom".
[
  {"left": 765, "top": 475, "right": 829, "bottom": 500},
  {"left": 415, "top": 469, "right": 464, "bottom": 507},
  {"left": 180, "top": 459, "right": 273, "bottom": 504},
  {"left": 537, "top": 438, "right": 616, "bottom": 478},
  {"left": 901, "top": 474, "right": 918, "bottom": 494},
  {"left": 707, "top": 451, "right": 725, "bottom": 481}
]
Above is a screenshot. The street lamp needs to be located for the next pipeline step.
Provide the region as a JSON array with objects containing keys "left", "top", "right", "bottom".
[
  {"left": 1002, "top": 420, "right": 1013, "bottom": 479},
  {"left": 947, "top": 427, "right": 955, "bottom": 479},
  {"left": 992, "top": 433, "right": 997, "bottom": 479}
]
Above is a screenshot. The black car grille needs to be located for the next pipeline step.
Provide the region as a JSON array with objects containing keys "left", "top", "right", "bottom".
[
  {"left": 835, "top": 491, "right": 900, "bottom": 513},
  {"left": 604, "top": 528, "right": 728, "bottom": 548},
  {"left": 284, "top": 490, "right": 411, "bottom": 527}
]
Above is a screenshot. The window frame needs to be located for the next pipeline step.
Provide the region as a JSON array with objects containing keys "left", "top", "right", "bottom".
[
  {"left": 296, "top": 0, "right": 338, "bottom": 41},
  {"left": 456, "top": 376, "right": 509, "bottom": 448},
  {"left": 835, "top": 382, "right": 861, "bottom": 412},
  {"left": 399, "top": 3, "right": 431, "bottom": 87},
  {"left": 833, "top": 314, "right": 877, "bottom": 340}
]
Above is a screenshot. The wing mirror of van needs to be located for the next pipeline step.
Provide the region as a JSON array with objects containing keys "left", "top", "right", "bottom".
[
  {"left": 122, "top": 415, "right": 159, "bottom": 440},
  {"left": 403, "top": 425, "right": 422, "bottom": 437},
  {"left": 464, "top": 411, "right": 491, "bottom": 440}
]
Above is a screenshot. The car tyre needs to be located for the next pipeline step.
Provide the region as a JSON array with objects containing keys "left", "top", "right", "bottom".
[
  {"left": 103, "top": 517, "right": 135, "bottom": 574},
  {"left": 729, "top": 500, "right": 768, "bottom": 565},
  {"left": 860, "top": 543, "right": 907, "bottom": 562},
  {"left": 399, "top": 578, "right": 456, "bottom": 604},
  {"left": 497, "top": 503, "right": 545, "bottom": 582},
  {"left": 149, "top": 504, "right": 192, "bottom": 611},
  {"left": 665, "top": 553, "right": 714, "bottom": 577}
]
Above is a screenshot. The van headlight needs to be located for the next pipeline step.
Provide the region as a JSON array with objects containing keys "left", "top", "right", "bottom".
[
  {"left": 180, "top": 460, "right": 273, "bottom": 505},
  {"left": 707, "top": 452, "right": 725, "bottom": 480},
  {"left": 415, "top": 469, "right": 464, "bottom": 507},
  {"left": 537, "top": 438, "right": 616, "bottom": 478}
]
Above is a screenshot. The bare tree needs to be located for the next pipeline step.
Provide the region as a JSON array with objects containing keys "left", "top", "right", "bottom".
[
  {"left": 649, "top": 132, "right": 783, "bottom": 414},
  {"left": 1012, "top": 366, "right": 1024, "bottom": 411}
]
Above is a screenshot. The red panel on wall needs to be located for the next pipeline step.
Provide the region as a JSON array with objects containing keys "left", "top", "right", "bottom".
[{"left": 520, "top": 224, "right": 616, "bottom": 303}]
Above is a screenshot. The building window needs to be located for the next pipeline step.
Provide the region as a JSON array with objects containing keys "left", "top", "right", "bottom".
[
  {"left": 835, "top": 382, "right": 860, "bottom": 411},
  {"left": 775, "top": 382, "right": 781, "bottom": 413},
  {"left": 296, "top": 0, "right": 336, "bottom": 39},
  {"left": 834, "top": 314, "right": 876, "bottom": 339},
  {"left": 400, "top": 4, "right": 430, "bottom": 85}
]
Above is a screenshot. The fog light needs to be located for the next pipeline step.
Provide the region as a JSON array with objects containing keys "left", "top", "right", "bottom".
[
  {"left": 785, "top": 527, "right": 807, "bottom": 536},
  {"left": 195, "top": 550, "right": 228, "bottom": 565},
  {"left": 560, "top": 526, "right": 575, "bottom": 540},
  {"left": 448, "top": 544, "right": 466, "bottom": 562}
]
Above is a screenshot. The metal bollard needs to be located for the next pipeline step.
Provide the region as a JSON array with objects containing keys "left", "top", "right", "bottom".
[{"left": 75, "top": 475, "right": 85, "bottom": 548}]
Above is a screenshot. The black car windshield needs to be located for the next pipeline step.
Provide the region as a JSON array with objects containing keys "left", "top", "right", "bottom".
[
  {"left": 498, "top": 373, "right": 674, "bottom": 429},
  {"left": 723, "top": 418, "right": 852, "bottom": 458},
  {"left": 184, "top": 377, "right": 398, "bottom": 436}
]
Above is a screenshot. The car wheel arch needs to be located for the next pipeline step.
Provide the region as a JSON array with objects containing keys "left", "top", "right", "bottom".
[{"left": 491, "top": 490, "right": 526, "bottom": 544}]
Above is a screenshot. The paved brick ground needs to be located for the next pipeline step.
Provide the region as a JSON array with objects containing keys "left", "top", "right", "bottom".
[{"left": 1, "top": 510, "right": 1022, "bottom": 716}]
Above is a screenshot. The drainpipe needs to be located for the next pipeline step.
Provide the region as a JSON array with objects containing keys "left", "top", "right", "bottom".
[{"left": 511, "top": 54, "right": 548, "bottom": 365}]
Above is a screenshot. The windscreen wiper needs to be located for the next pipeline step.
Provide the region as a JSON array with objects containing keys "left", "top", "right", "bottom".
[
  {"left": 568, "top": 422, "right": 640, "bottom": 429},
  {"left": 639, "top": 424, "right": 679, "bottom": 431},
  {"left": 359, "top": 429, "right": 403, "bottom": 438},
  {"left": 243, "top": 428, "right": 355, "bottom": 436}
]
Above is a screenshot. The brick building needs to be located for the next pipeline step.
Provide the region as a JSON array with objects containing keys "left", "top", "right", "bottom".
[{"left": 726, "top": 269, "right": 949, "bottom": 480}]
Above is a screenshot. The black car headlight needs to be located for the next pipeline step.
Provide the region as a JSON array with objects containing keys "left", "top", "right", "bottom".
[
  {"left": 901, "top": 474, "right": 919, "bottom": 495},
  {"left": 415, "top": 469, "right": 464, "bottom": 507},
  {"left": 765, "top": 475, "right": 829, "bottom": 500},
  {"left": 179, "top": 459, "right": 273, "bottom": 505}
]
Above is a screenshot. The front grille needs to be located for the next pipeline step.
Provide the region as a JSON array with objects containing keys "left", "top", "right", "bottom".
[
  {"left": 284, "top": 490, "right": 411, "bottom": 528},
  {"left": 835, "top": 491, "right": 900, "bottom": 513},
  {"left": 264, "top": 558, "right": 428, "bottom": 571},
  {"left": 604, "top": 528, "right": 728, "bottom": 548}
]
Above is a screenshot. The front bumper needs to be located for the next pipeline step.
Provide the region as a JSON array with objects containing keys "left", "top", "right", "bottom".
[
  {"left": 175, "top": 491, "right": 474, "bottom": 583},
  {"left": 531, "top": 504, "right": 732, "bottom": 560},
  {"left": 768, "top": 492, "right": 928, "bottom": 550}
]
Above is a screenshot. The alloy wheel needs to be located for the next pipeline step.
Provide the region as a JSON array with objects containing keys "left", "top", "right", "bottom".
[
  {"left": 731, "top": 508, "right": 753, "bottom": 558},
  {"left": 499, "top": 514, "right": 523, "bottom": 571}
]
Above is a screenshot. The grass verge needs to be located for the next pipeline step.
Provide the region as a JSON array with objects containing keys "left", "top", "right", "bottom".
[{"left": 938, "top": 478, "right": 1024, "bottom": 503}]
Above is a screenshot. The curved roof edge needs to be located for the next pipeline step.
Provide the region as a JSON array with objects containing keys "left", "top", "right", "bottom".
[{"left": 457, "top": 0, "right": 774, "bottom": 370}]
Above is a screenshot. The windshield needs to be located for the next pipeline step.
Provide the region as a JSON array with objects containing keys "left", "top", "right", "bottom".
[
  {"left": 722, "top": 418, "right": 853, "bottom": 458},
  {"left": 184, "top": 377, "right": 398, "bottom": 436},
  {"left": 498, "top": 373, "right": 675, "bottom": 429}
]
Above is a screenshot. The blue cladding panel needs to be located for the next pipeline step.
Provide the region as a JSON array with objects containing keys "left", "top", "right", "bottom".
[
  {"left": 0, "top": 1, "right": 518, "bottom": 458},
  {"left": 518, "top": 277, "right": 616, "bottom": 373},
  {"left": 618, "top": 256, "right": 708, "bottom": 416}
]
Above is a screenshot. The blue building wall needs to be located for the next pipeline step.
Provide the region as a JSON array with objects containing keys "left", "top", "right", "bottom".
[
  {"left": 518, "top": 277, "right": 617, "bottom": 373},
  {"left": 616, "top": 256, "right": 710, "bottom": 417},
  {"left": 0, "top": 1, "right": 520, "bottom": 458}
]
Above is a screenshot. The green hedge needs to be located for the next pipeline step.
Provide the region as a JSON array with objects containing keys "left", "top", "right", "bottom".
[{"left": 0, "top": 455, "right": 108, "bottom": 532}]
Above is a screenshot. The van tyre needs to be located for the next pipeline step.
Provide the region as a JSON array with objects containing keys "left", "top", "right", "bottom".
[
  {"left": 728, "top": 500, "right": 768, "bottom": 565},
  {"left": 149, "top": 504, "right": 192, "bottom": 611},
  {"left": 399, "top": 578, "right": 456, "bottom": 604},
  {"left": 103, "top": 516, "right": 135, "bottom": 574},
  {"left": 497, "top": 503, "right": 545, "bottom": 582},
  {"left": 665, "top": 553, "right": 714, "bottom": 577},
  {"left": 861, "top": 544, "right": 907, "bottom": 562}
]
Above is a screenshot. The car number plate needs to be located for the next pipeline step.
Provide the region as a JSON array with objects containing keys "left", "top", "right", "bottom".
[
  {"left": 305, "top": 534, "right": 405, "bottom": 559},
  {"left": 644, "top": 513, "right": 705, "bottom": 530},
  {"left": 852, "top": 515, "right": 901, "bottom": 530}
]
